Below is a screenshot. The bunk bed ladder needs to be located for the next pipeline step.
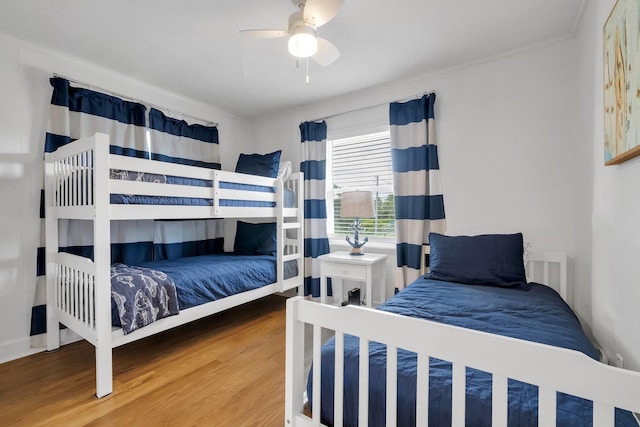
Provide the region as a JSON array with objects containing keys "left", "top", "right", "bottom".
[
  {"left": 276, "top": 177, "right": 285, "bottom": 289},
  {"left": 276, "top": 173, "right": 305, "bottom": 294}
]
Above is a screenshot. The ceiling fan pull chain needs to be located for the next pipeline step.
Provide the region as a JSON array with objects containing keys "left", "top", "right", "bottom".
[{"left": 306, "top": 57, "right": 310, "bottom": 83}]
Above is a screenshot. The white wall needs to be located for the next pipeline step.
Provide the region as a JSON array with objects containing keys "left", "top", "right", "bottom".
[
  {"left": 0, "top": 34, "right": 252, "bottom": 363},
  {"left": 250, "top": 39, "right": 587, "bottom": 308},
  {"left": 577, "top": 0, "right": 640, "bottom": 371}
]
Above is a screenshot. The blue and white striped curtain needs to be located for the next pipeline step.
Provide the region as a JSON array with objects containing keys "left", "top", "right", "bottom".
[
  {"left": 31, "top": 78, "right": 221, "bottom": 345},
  {"left": 390, "top": 93, "right": 446, "bottom": 289},
  {"left": 32, "top": 77, "right": 149, "bottom": 346},
  {"left": 300, "top": 121, "right": 330, "bottom": 296},
  {"left": 148, "top": 109, "right": 223, "bottom": 260}
]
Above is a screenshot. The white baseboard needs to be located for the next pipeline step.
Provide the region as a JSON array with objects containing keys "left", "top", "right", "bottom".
[
  {"left": 0, "top": 329, "right": 82, "bottom": 365},
  {"left": 0, "top": 337, "right": 43, "bottom": 364}
]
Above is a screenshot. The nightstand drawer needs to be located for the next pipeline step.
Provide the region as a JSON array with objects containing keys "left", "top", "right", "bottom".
[{"left": 322, "top": 262, "right": 366, "bottom": 280}]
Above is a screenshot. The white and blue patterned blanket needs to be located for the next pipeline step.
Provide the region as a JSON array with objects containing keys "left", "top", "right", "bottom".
[{"left": 110, "top": 264, "right": 179, "bottom": 334}]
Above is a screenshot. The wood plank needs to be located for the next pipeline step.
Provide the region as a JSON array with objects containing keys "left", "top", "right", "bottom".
[{"left": 0, "top": 295, "right": 288, "bottom": 426}]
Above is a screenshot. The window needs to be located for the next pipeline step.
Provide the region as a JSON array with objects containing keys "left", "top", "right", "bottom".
[{"left": 326, "top": 130, "right": 395, "bottom": 240}]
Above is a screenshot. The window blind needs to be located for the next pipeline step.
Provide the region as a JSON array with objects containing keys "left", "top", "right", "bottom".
[{"left": 330, "top": 131, "right": 395, "bottom": 238}]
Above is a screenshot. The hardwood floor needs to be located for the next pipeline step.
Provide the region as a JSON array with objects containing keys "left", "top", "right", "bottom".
[{"left": 0, "top": 295, "right": 289, "bottom": 426}]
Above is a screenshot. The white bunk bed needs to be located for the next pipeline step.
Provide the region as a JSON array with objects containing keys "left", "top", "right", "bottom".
[
  {"left": 44, "top": 133, "right": 304, "bottom": 398},
  {"left": 285, "top": 251, "right": 640, "bottom": 426}
]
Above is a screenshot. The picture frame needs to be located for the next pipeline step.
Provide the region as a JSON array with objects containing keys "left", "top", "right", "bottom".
[{"left": 603, "top": 0, "right": 640, "bottom": 165}]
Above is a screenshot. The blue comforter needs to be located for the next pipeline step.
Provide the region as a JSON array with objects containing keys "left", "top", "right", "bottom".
[
  {"left": 111, "top": 254, "right": 298, "bottom": 327},
  {"left": 140, "top": 253, "right": 297, "bottom": 309},
  {"left": 308, "top": 278, "right": 637, "bottom": 426}
]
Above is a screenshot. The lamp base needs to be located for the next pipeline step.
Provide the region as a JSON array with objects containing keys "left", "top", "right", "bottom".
[{"left": 349, "top": 246, "right": 365, "bottom": 256}]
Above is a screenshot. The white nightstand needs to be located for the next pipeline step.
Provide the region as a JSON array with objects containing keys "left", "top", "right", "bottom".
[{"left": 319, "top": 251, "right": 388, "bottom": 307}]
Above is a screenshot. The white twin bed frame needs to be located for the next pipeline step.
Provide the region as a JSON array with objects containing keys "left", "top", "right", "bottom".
[
  {"left": 44, "top": 133, "right": 304, "bottom": 398},
  {"left": 285, "top": 251, "right": 640, "bottom": 426}
]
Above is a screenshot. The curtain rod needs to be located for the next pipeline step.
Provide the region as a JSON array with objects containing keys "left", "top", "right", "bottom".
[
  {"left": 52, "top": 73, "right": 219, "bottom": 127},
  {"left": 309, "top": 90, "right": 435, "bottom": 123}
]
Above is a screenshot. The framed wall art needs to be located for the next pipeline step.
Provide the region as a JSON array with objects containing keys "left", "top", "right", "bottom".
[{"left": 603, "top": 0, "right": 640, "bottom": 165}]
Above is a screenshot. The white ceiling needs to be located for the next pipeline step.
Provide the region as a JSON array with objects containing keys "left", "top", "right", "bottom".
[{"left": 0, "top": 0, "right": 586, "bottom": 120}]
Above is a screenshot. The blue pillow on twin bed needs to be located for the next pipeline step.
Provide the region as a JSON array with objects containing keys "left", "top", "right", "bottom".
[
  {"left": 234, "top": 221, "right": 277, "bottom": 256},
  {"left": 235, "top": 150, "right": 282, "bottom": 178},
  {"left": 428, "top": 232, "right": 528, "bottom": 289}
]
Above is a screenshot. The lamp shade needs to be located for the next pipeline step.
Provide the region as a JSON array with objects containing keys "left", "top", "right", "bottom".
[{"left": 340, "top": 191, "right": 374, "bottom": 218}]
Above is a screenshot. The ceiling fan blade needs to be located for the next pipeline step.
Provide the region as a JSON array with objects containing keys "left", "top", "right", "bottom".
[
  {"left": 303, "top": 0, "right": 345, "bottom": 27},
  {"left": 238, "top": 29, "right": 288, "bottom": 39},
  {"left": 312, "top": 37, "right": 340, "bottom": 67}
]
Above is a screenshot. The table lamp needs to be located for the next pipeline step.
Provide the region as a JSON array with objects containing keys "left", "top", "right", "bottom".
[{"left": 340, "top": 190, "right": 374, "bottom": 255}]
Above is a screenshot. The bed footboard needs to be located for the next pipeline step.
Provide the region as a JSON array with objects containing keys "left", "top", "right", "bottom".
[
  {"left": 45, "top": 250, "right": 113, "bottom": 398},
  {"left": 285, "top": 297, "right": 640, "bottom": 426},
  {"left": 48, "top": 252, "right": 98, "bottom": 344}
]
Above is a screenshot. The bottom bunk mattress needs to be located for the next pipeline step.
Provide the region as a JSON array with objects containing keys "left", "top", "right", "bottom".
[
  {"left": 141, "top": 253, "right": 298, "bottom": 309},
  {"left": 307, "top": 278, "right": 637, "bottom": 427},
  {"left": 111, "top": 253, "right": 298, "bottom": 328}
]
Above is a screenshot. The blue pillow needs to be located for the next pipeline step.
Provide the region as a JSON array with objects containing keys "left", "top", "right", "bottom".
[
  {"left": 428, "top": 232, "right": 528, "bottom": 288},
  {"left": 235, "top": 150, "right": 282, "bottom": 178},
  {"left": 234, "top": 221, "right": 277, "bottom": 256}
]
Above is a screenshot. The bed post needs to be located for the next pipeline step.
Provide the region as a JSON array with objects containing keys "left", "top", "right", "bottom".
[
  {"left": 296, "top": 172, "right": 304, "bottom": 296},
  {"left": 276, "top": 177, "right": 284, "bottom": 286},
  {"left": 93, "top": 133, "right": 113, "bottom": 398},
  {"left": 285, "top": 297, "right": 306, "bottom": 426},
  {"left": 44, "top": 158, "right": 60, "bottom": 351}
]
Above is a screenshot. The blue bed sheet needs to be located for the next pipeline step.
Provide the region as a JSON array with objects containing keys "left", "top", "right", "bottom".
[{"left": 308, "top": 278, "right": 637, "bottom": 427}]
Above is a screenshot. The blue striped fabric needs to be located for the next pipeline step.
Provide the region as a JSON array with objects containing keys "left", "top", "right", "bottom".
[
  {"left": 300, "top": 121, "right": 330, "bottom": 297},
  {"left": 49, "top": 77, "right": 146, "bottom": 126},
  {"left": 31, "top": 78, "right": 221, "bottom": 342},
  {"left": 300, "top": 159, "right": 326, "bottom": 181},
  {"left": 33, "top": 78, "right": 150, "bottom": 341},
  {"left": 148, "top": 108, "right": 221, "bottom": 170},
  {"left": 394, "top": 195, "right": 445, "bottom": 220},
  {"left": 389, "top": 93, "right": 447, "bottom": 289},
  {"left": 152, "top": 219, "right": 224, "bottom": 261},
  {"left": 149, "top": 108, "right": 218, "bottom": 144},
  {"left": 148, "top": 109, "right": 223, "bottom": 260},
  {"left": 59, "top": 243, "right": 154, "bottom": 265},
  {"left": 395, "top": 243, "right": 424, "bottom": 270},
  {"left": 391, "top": 144, "right": 440, "bottom": 172},
  {"left": 303, "top": 199, "right": 328, "bottom": 219},
  {"left": 44, "top": 133, "right": 72, "bottom": 154},
  {"left": 153, "top": 238, "right": 224, "bottom": 261}
]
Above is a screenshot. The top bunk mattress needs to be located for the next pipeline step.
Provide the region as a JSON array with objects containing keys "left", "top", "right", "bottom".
[
  {"left": 109, "top": 169, "right": 295, "bottom": 207},
  {"left": 308, "top": 278, "right": 638, "bottom": 426}
]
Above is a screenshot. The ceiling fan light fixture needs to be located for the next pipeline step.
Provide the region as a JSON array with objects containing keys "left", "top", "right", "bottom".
[{"left": 288, "top": 26, "right": 318, "bottom": 58}]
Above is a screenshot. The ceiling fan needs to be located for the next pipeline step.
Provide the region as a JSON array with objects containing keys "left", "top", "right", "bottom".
[{"left": 240, "top": 0, "right": 345, "bottom": 67}]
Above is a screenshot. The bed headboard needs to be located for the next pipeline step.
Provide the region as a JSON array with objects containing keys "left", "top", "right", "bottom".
[
  {"left": 525, "top": 250, "right": 568, "bottom": 302},
  {"left": 420, "top": 245, "right": 569, "bottom": 302}
]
